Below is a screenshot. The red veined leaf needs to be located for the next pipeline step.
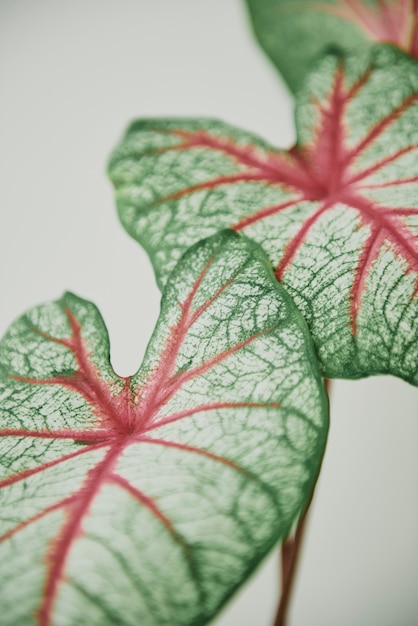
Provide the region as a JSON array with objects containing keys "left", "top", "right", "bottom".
[
  {"left": 245, "top": 0, "right": 418, "bottom": 92},
  {"left": 0, "top": 231, "right": 327, "bottom": 626},
  {"left": 108, "top": 45, "right": 418, "bottom": 385}
]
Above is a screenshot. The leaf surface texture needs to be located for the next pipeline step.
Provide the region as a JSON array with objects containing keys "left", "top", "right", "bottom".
[
  {"left": 109, "top": 46, "right": 418, "bottom": 384},
  {"left": 0, "top": 231, "right": 327, "bottom": 626},
  {"left": 245, "top": 0, "right": 418, "bottom": 92}
]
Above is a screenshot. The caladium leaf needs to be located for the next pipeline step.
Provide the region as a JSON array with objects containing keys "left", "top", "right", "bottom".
[
  {"left": 245, "top": 0, "right": 418, "bottom": 92},
  {"left": 0, "top": 231, "right": 327, "bottom": 626},
  {"left": 109, "top": 45, "right": 418, "bottom": 385}
]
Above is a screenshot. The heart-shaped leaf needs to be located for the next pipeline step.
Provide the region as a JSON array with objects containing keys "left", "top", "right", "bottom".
[
  {"left": 245, "top": 0, "right": 418, "bottom": 92},
  {"left": 0, "top": 231, "right": 327, "bottom": 626},
  {"left": 109, "top": 45, "right": 418, "bottom": 385}
]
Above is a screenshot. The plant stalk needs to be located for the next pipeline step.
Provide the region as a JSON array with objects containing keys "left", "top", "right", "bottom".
[{"left": 273, "top": 378, "right": 331, "bottom": 626}]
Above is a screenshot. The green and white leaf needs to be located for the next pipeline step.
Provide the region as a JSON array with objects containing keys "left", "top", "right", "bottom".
[
  {"left": 109, "top": 45, "right": 418, "bottom": 385},
  {"left": 0, "top": 231, "right": 327, "bottom": 626}
]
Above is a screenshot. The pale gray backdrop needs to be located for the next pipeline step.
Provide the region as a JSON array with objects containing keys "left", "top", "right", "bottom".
[{"left": 0, "top": 1, "right": 417, "bottom": 625}]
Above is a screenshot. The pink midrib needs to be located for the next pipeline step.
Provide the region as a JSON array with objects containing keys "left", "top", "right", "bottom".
[
  {"left": 3, "top": 258, "right": 275, "bottom": 452},
  {"left": 20, "top": 308, "right": 133, "bottom": 435},
  {"left": 1, "top": 261, "right": 284, "bottom": 624},
  {"left": 147, "top": 66, "right": 418, "bottom": 332},
  {"left": 129, "top": 257, "right": 272, "bottom": 425},
  {"left": 36, "top": 443, "right": 123, "bottom": 626},
  {"left": 35, "top": 424, "right": 268, "bottom": 625},
  {"left": 35, "top": 438, "right": 194, "bottom": 626},
  {"left": 167, "top": 129, "right": 322, "bottom": 199},
  {"left": 56, "top": 310, "right": 134, "bottom": 434}
]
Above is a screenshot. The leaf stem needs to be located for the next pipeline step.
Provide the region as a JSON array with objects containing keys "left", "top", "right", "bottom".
[
  {"left": 273, "top": 378, "right": 331, "bottom": 626},
  {"left": 273, "top": 494, "right": 312, "bottom": 626}
]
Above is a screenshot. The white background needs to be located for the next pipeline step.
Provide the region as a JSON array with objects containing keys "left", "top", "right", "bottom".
[{"left": 0, "top": 1, "right": 417, "bottom": 624}]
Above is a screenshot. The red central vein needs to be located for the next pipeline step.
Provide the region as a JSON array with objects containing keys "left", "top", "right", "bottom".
[
  {"left": 301, "top": 64, "right": 377, "bottom": 199},
  {"left": 311, "top": 63, "right": 350, "bottom": 194},
  {"left": 37, "top": 441, "right": 126, "bottom": 626},
  {"left": 16, "top": 307, "right": 132, "bottom": 435},
  {"left": 138, "top": 258, "right": 216, "bottom": 425},
  {"left": 59, "top": 309, "right": 129, "bottom": 433},
  {"left": 159, "top": 65, "right": 370, "bottom": 235},
  {"left": 137, "top": 256, "right": 277, "bottom": 432},
  {"left": 147, "top": 64, "right": 418, "bottom": 253},
  {"left": 138, "top": 258, "right": 265, "bottom": 428},
  {"left": 181, "top": 66, "right": 418, "bottom": 299},
  {"left": 269, "top": 68, "right": 418, "bottom": 284}
]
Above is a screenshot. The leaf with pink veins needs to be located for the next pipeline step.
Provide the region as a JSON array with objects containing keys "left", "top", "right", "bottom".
[
  {"left": 0, "top": 230, "right": 327, "bottom": 626},
  {"left": 245, "top": 0, "right": 417, "bottom": 92},
  {"left": 109, "top": 45, "right": 418, "bottom": 385}
]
